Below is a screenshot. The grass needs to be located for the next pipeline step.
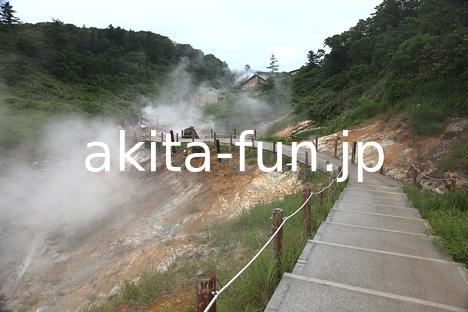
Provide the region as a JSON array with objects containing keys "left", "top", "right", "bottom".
[
  {"left": 404, "top": 186, "right": 468, "bottom": 266},
  {"left": 258, "top": 136, "right": 292, "bottom": 145},
  {"left": 440, "top": 136, "right": 468, "bottom": 173},
  {"left": 87, "top": 169, "right": 347, "bottom": 312}
]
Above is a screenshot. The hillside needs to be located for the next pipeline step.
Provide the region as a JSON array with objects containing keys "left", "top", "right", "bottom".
[
  {"left": 0, "top": 21, "right": 231, "bottom": 116},
  {"left": 292, "top": 0, "right": 468, "bottom": 135}
]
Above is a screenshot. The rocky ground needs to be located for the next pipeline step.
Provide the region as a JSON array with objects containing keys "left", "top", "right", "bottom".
[
  {"left": 277, "top": 115, "right": 468, "bottom": 192},
  {"left": 1, "top": 144, "right": 300, "bottom": 312}
]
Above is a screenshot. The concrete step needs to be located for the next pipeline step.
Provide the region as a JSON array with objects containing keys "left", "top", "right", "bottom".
[
  {"left": 315, "top": 222, "right": 448, "bottom": 259},
  {"left": 327, "top": 209, "right": 428, "bottom": 233},
  {"left": 298, "top": 242, "right": 468, "bottom": 308},
  {"left": 341, "top": 193, "right": 410, "bottom": 207},
  {"left": 334, "top": 200, "right": 421, "bottom": 218},
  {"left": 338, "top": 199, "right": 413, "bottom": 210},
  {"left": 346, "top": 185, "right": 404, "bottom": 194},
  {"left": 265, "top": 273, "right": 466, "bottom": 312},
  {"left": 343, "top": 188, "right": 407, "bottom": 199}
]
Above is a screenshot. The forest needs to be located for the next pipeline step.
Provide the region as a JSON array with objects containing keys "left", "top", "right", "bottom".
[
  {"left": 292, "top": 0, "right": 468, "bottom": 134},
  {"left": 0, "top": 20, "right": 231, "bottom": 115}
]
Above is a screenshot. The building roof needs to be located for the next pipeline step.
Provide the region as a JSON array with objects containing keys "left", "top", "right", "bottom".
[
  {"left": 241, "top": 73, "right": 269, "bottom": 86},
  {"left": 200, "top": 86, "right": 220, "bottom": 95}
]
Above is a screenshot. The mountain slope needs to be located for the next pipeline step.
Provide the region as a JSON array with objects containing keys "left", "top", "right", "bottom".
[{"left": 292, "top": 0, "right": 468, "bottom": 135}]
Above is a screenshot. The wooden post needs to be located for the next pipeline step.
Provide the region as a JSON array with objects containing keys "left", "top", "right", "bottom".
[
  {"left": 303, "top": 186, "right": 311, "bottom": 236},
  {"left": 450, "top": 178, "right": 456, "bottom": 191},
  {"left": 176, "top": 132, "right": 179, "bottom": 142},
  {"left": 328, "top": 175, "right": 333, "bottom": 202},
  {"left": 304, "top": 151, "right": 309, "bottom": 167},
  {"left": 230, "top": 134, "right": 233, "bottom": 146},
  {"left": 210, "top": 129, "right": 213, "bottom": 139},
  {"left": 233, "top": 129, "right": 237, "bottom": 139},
  {"left": 251, "top": 135, "right": 255, "bottom": 149},
  {"left": 181, "top": 129, "right": 184, "bottom": 137},
  {"left": 338, "top": 165, "right": 342, "bottom": 180},
  {"left": 318, "top": 184, "right": 324, "bottom": 207},
  {"left": 273, "top": 141, "right": 276, "bottom": 153},
  {"left": 334, "top": 137, "right": 338, "bottom": 158},
  {"left": 412, "top": 167, "right": 418, "bottom": 185},
  {"left": 170, "top": 130, "right": 176, "bottom": 155},
  {"left": 315, "top": 137, "right": 319, "bottom": 152},
  {"left": 216, "top": 139, "right": 221, "bottom": 163},
  {"left": 196, "top": 271, "right": 216, "bottom": 312},
  {"left": 254, "top": 129, "right": 257, "bottom": 139},
  {"left": 213, "top": 132, "right": 217, "bottom": 145},
  {"left": 272, "top": 208, "right": 284, "bottom": 279},
  {"left": 351, "top": 141, "right": 357, "bottom": 165},
  {"left": 192, "top": 131, "right": 195, "bottom": 142}
]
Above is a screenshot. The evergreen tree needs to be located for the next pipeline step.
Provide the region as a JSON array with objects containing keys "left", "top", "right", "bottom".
[
  {"left": 0, "top": 1, "right": 20, "bottom": 25},
  {"left": 267, "top": 53, "right": 279, "bottom": 73},
  {"left": 307, "top": 49, "right": 325, "bottom": 67},
  {"left": 244, "top": 64, "right": 251, "bottom": 71}
]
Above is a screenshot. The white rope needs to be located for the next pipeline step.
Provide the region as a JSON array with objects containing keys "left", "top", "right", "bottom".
[{"left": 203, "top": 164, "right": 342, "bottom": 312}]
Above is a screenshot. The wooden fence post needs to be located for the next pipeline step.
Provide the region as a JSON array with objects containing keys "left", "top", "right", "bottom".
[
  {"left": 216, "top": 139, "right": 221, "bottom": 163},
  {"left": 351, "top": 141, "right": 357, "bottom": 165},
  {"left": 334, "top": 137, "right": 338, "bottom": 158},
  {"left": 412, "top": 167, "right": 418, "bottom": 186},
  {"left": 233, "top": 129, "right": 237, "bottom": 139},
  {"left": 213, "top": 132, "right": 217, "bottom": 145},
  {"left": 170, "top": 130, "right": 176, "bottom": 154},
  {"left": 318, "top": 184, "right": 324, "bottom": 207},
  {"left": 272, "top": 208, "right": 284, "bottom": 279},
  {"left": 328, "top": 175, "right": 333, "bottom": 202},
  {"left": 315, "top": 137, "right": 319, "bottom": 152},
  {"left": 254, "top": 129, "right": 257, "bottom": 139},
  {"left": 251, "top": 135, "right": 255, "bottom": 148},
  {"left": 303, "top": 186, "right": 311, "bottom": 236},
  {"left": 196, "top": 271, "right": 216, "bottom": 312},
  {"left": 230, "top": 134, "right": 233, "bottom": 146},
  {"left": 192, "top": 131, "right": 195, "bottom": 142},
  {"left": 176, "top": 132, "right": 179, "bottom": 142},
  {"left": 450, "top": 178, "right": 456, "bottom": 191},
  {"left": 210, "top": 129, "right": 213, "bottom": 139}
]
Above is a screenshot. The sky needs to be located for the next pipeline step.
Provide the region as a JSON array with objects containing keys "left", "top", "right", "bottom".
[{"left": 12, "top": 0, "right": 382, "bottom": 72}]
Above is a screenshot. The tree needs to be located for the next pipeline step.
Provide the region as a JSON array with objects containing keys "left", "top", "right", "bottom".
[
  {"left": 244, "top": 64, "right": 251, "bottom": 71},
  {"left": 0, "top": 1, "right": 20, "bottom": 25},
  {"left": 307, "top": 49, "right": 325, "bottom": 67},
  {"left": 267, "top": 53, "right": 279, "bottom": 73}
]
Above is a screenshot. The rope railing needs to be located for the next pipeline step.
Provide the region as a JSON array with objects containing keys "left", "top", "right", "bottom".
[{"left": 202, "top": 162, "right": 342, "bottom": 312}]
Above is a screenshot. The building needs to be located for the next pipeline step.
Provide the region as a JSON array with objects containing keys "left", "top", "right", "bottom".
[
  {"left": 240, "top": 74, "right": 268, "bottom": 90},
  {"left": 199, "top": 87, "right": 220, "bottom": 106},
  {"left": 289, "top": 68, "right": 301, "bottom": 76}
]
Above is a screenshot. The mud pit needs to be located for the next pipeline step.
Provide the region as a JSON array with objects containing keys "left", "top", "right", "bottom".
[{"left": 0, "top": 148, "right": 300, "bottom": 311}]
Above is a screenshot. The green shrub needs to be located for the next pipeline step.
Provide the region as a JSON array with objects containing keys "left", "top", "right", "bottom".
[{"left": 405, "top": 186, "right": 468, "bottom": 265}]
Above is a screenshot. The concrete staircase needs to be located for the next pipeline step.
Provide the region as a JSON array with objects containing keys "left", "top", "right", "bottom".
[{"left": 265, "top": 167, "right": 468, "bottom": 312}]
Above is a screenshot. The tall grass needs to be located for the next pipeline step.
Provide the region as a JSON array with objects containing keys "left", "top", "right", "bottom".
[
  {"left": 404, "top": 186, "right": 468, "bottom": 266},
  {"left": 440, "top": 136, "right": 468, "bottom": 173},
  {"left": 87, "top": 169, "right": 347, "bottom": 312}
]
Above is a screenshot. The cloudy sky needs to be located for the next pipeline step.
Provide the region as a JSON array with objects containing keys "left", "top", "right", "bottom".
[{"left": 13, "top": 0, "right": 381, "bottom": 71}]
